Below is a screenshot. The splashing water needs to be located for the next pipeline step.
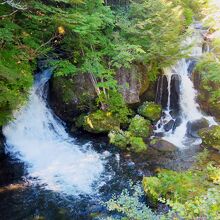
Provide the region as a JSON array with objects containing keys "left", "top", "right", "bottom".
[
  {"left": 3, "top": 70, "right": 105, "bottom": 196},
  {"left": 155, "top": 24, "right": 217, "bottom": 148}
]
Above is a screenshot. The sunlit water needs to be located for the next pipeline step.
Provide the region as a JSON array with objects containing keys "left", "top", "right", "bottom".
[
  {"left": 155, "top": 24, "right": 217, "bottom": 148},
  {"left": 3, "top": 70, "right": 106, "bottom": 196}
]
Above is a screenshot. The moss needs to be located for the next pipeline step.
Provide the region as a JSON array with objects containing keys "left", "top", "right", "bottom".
[
  {"left": 108, "top": 130, "right": 130, "bottom": 149},
  {"left": 75, "top": 114, "right": 86, "bottom": 128},
  {"left": 108, "top": 129, "right": 147, "bottom": 153},
  {"left": 142, "top": 164, "right": 220, "bottom": 219},
  {"left": 199, "top": 125, "right": 220, "bottom": 150},
  {"left": 128, "top": 115, "right": 151, "bottom": 138},
  {"left": 130, "top": 136, "right": 147, "bottom": 153},
  {"left": 52, "top": 75, "right": 96, "bottom": 111},
  {"left": 138, "top": 101, "right": 162, "bottom": 121},
  {"left": 82, "top": 110, "right": 120, "bottom": 133}
]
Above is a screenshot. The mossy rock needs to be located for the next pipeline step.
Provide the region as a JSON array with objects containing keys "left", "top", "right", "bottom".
[
  {"left": 108, "top": 130, "right": 131, "bottom": 149},
  {"left": 150, "top": 138, "right": 177, "bottom": 152},
  {"left": 82, "top": 110, "right": 120, "bottom": 134},
  {"left": 130, "top": 136, "right": 148, "bottom": 153},
  {"left": 128, "top": 115, "right": 151, "bottom": 138},
  {"left": 49, "top": 74, "right": 97, "bottom": 122},
  {"left": 75, "top": 114, "right": 86, "bottom": 128},
  {"left": 198, "top": 125, "right": 220, "bottom": 150},
  {"left": 108, "top": 129, "right": 147, "bottom": 153},
  {"left": 138, "top": 101, "right": 162, "bottom": 121}
]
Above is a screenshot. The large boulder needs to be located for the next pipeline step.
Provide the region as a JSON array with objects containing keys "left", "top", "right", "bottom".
[
  {"left": 198, "top": 125, "right": 220, "bottom": 150},
  {"left": 129, "top": 136, "right": 148, "bottom": 153},
  {"left": 187, "top": 118, "right": 209, "bottom": 138},
  {"left": 77, "top": 110, "right": 120, "bottom": 134},
  {"left": 108, "top": 130, "right": 147, "bottom": 153},
  {"left": 49, "top": 74, "right": 96, "bottom": 122},
  {"left": 49, "top": 64, "right": 152, "bottom": 123},
  {"left": 128, "top": 115, "right": 151, "bottom": 138},
  {"left": 150, "top": 138, "right": 178, "bottom": 152},
  {"left": 116, "top": 64, "right": 150, "bottom": 104},
  {"left": 164, "top": 120, "right": 175, "bottom": 132},
  {"left": 155, "top": 74, "right": 180, "bottom": 114},
  {"left": 108, "top": 130, "right": 130, "bottom": 150},
  {"left": 138, "top": 101, "right": 162, "bottom": 122}
]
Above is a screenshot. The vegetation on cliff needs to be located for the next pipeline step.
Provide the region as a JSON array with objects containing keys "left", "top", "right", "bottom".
[{"left": 0, "top": 0, "right": 207, "bottom": 125}]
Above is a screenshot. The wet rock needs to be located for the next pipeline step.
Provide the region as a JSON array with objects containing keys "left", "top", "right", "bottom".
[
  {"left": 156, "top": 75, "right": 168, "bottom": 109},
  {"left": 128, "top": 115, "right": 152, "bottom": 138},
  {"left": 150, "top": 138, "right": 178, "bottom": 152},
  {"left": 49, "top": 74, "right": 96, "bottom": 123},
  {"left": 108, "top": 130, "right": 130, "bottom": 150},
  {"left": 187, "top": 118, "right": 209, "bottom": 138},
  {"left": 187, "top": 59, "right": 197, "bottom": 74},
  {"left": 129, "top": 136, "right": 148, "bottom": 153},
  {"left": 198, "top": 125, "right": 220, "bottom": 150},
  {"left": 108, "top": 129, "right": 148, "bottom": 153},
  {"left": 138, "top": 101, "right": 162, "bottom": 122},
  {"left": 78, "top": 110, "right": 120, "bottom": 134},
  {"left": 173, "top": 117, "right": 182, "bottom": 131},
  {"left": 170, "top": 74, "right": 180, "bottom": 113},
  {"left": 164, "top": 120, "right": 175, "bottom": 132}
]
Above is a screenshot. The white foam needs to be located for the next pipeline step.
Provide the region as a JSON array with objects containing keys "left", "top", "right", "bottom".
[{"left": 3, "top": 70, "right": 105, "bottom": 196}]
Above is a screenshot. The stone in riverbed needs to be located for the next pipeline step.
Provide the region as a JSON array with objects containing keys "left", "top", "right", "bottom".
[
  {"left": 108, "top": 130, "right": 148, "bottom": 153},
  {"left": 198, "top": 125, "right": 220, "bottom": 150},
  {"left": 164, "top": 120, "right": 175, "bottom": 132},
  {"left": 187, "top": 118, "right": 209, "bottom": 138},
  {"left": 138, "top": 101, "right": 162, "bottom": 122},
  {"left": 128, "top": 115, "right": 152, "bottom": 138},
  {"left": 173, "top": 117, "right": 182, "bottom": 131},
  {"left": 76, "top": 110, "right": 120, "bottom": 134},
  {"left": 150, "top": 138, "right": 178, "bottom": 152}
]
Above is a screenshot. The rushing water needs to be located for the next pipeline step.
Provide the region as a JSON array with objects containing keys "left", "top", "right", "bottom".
[
  {"left": 3, "top": 70, "right": 106, "bottom": 196},
  {"left": 155, "top": 24, "right": 217, "bottom": 148},
  {"left": 1, "top": 20, "right": 219, "bottom": 219},
  {"left": 0, "top": 68, "right": 205, "bottom": 219}
]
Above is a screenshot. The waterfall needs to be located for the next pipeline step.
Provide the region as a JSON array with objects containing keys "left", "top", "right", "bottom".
[
  {"left": 155, "top": 24, "right": 217, "bottom": 148},
  {"left": 3, "top": 69, "right": 105, "bottom": 196}
]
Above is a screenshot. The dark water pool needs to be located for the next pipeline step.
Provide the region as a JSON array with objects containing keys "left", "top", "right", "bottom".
[{"left": 0, "top": 132, "right": 202, "bottom": 220}]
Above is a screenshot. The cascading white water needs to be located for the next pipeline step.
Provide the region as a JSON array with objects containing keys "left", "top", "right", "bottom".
[
  {"left": 155, "top": 24, "right": 217, "bottom": 148},
  {"left": 3, "top": 70, "right": 105, "bottom": 196}
]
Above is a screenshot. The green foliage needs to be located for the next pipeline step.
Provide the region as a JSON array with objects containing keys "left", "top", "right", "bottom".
[
  {"left": 196, "top": 53, "right": 220, "bottom": 104},
  {"left": 108, "top": 130, "right": 130, "bottom": 150},
  {"left": 101, "top": 182, "right": 161, "bottom": 220},
  {"left": 79, "top": 110, "right": 120, "bottom": 133},
  {"left": 129, "top": 136, "right": 147, "bottom": 153},
  {"left": 199, "top": 125, "right": 220, "bottom": 150},
  {"left": 138, "top": 102, "right": 162, "bottom": 122},
  {"left": 97, "top": 91, "right": 131, "bottom": 123},
  {"left": 50, "top": 60, "right": 77, "bottom": 77},
  {"left": 0, "top": 0, "right": 210, "bottom": 124},
  {"left": 108, "top": 129, "right": 147, "bottom": 153},
  {"left": 143, "top": 163, "right": 220, "bottom": 219},
  {"left": 0, "top": 48, "right": 33, "bottom": 125},
  {"left": 128, "top": 115, "right": 151, "bottom": 138}
]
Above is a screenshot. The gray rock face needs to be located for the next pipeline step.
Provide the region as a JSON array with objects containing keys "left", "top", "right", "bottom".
[
  {"left": 116, "top": 64, "right": 149, "bottom": 104},
  {"left": 173, "top": 117, "right": 182, "bottom": 131},
  {"left": 150, "top": 138, "right": 178, "bottom": 152},
  {"left": 164, "top": 120, "right": 175, "bottom": 132},
  {"left": 49, "top": 74, "right": 97, "bottom": 122},
  {"left": 187, "top": 118, "right": 209, "bottom": 138},
  {"left": 49, "top": 64, "right": 151, "bottom": 123}
]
